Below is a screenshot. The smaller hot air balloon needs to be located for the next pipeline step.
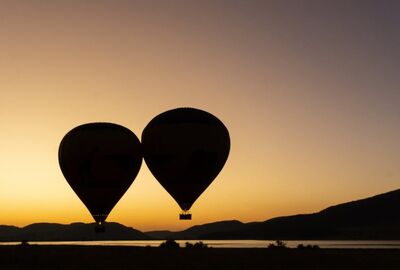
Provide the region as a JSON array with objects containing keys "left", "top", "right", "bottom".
[
  {"left": 58, "top": 123, "right": 142, "bottom": 232},
  {"left": 142, "top": 108, "right": 230, "bottom": 220}
]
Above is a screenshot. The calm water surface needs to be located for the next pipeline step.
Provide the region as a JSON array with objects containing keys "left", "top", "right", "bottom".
[{"left": 1, "top": 240, "right": 400, "bottom": 249}]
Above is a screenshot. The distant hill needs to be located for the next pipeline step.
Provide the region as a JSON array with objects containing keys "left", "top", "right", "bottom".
[
  {"left": 145, "top": 230, "right": 174, "bottom": 239},
  {"left": 166, "top": 189, "right": 400, "bottom": 240},
  {"left": 2, "top": 189, "right": 400, "bottom": 241},
  {"left": 0, "top": 222, "right": 149, "bottom": 242},
  {"left": 244, "top": 188, "right": 400, "bottom": 240},
  {"left": 146, "top": 220, "right": 245, "bottom": 240}
]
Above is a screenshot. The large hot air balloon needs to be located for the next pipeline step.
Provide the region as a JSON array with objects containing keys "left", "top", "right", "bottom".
[
  {"left": 58, "top": 123, "right": 142, "bottom": 232},
  {"left": 142, "top": 108, "right": 230, "bottom": 220}
]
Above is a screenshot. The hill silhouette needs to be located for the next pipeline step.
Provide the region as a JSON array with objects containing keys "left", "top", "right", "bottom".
[
  {"left": 148, "top": 189, "right": 400, "bottom": 240},
  {"left": 147, "top": 220, "right": 245, "bottom": 239},
  {"left": 1, "top": 189, "right": 400, "bottom": 241},
  {"left": 241, "top": 188, "right": 400, "bottom": 240},
  {"left": 0, "top": 222, "right": 149, "bottom": 242}
]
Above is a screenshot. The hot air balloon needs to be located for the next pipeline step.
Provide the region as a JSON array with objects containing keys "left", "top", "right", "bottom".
[
  {"left": 58, "top": 123, "right": 142, "bottom": 232},
  {"left": 142, "top": 108, "right": 230, "bottom": 220}
]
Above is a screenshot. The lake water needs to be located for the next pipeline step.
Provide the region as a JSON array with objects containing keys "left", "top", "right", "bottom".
[{"left": 1, "top": 240, "right": 400, "bottom": 249}]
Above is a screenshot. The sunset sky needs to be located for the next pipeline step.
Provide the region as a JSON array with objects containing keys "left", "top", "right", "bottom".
[{"left": 1, "top": 1, "right": 399, "bottom": 231}]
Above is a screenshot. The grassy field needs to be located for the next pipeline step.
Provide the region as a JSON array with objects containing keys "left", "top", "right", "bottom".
[{"left": 1, "top": 245, "right": 400, "bottom": 270}]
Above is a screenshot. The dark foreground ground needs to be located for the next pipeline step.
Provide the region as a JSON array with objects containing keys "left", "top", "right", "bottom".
[{"left": 1, "top": 245, "right": 400, "bottom": 270}]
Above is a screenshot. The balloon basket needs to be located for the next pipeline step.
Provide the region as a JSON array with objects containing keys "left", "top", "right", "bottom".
[{"left": 179, "top": 213, "right": 192, "bottom": 220}]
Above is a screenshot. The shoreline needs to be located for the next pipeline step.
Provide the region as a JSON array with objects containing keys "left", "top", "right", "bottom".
[
  {"left": 2, "top": 239, "right": 400, "bottom": 249},
  {"left": 2, "top": 245, "right": 400, "bottom": 270}
]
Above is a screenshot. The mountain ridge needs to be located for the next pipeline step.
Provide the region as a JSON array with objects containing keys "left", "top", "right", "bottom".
[
  {"left": 152, "top": 189, "right": 400, "bottom": 240},
  {"left": 0, "top": 222, "right": 149, "bottom": 241},
  {"left": 1, "top": 188, "right": 399, "bottom": 241}
]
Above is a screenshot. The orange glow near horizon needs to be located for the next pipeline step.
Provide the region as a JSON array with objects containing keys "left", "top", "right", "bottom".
[{"left": 1, "top": 1, "right": 399, "bottom": 231}]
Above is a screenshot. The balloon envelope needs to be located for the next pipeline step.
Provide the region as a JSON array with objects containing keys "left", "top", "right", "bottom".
[
  {"left": 59, "top": 123, "right": 142, "bottom": 223},
  {"left": 142, "top": 108, "right": 230, "bottom": 215}
]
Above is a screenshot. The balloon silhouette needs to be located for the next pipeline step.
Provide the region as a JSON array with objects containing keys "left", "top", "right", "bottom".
[
  {"left": 59, "top": 123, "right": 142, "bottom": 231},
  {"left": 142, "top": 108, "right": 230, "bottom": 220}
]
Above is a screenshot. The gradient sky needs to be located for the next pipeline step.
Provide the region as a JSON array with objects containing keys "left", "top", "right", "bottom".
[{"left": 1, "top": 1, "right": 399, "bottom": 231}]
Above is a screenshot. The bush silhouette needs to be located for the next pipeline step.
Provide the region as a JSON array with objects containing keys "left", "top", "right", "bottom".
[
  {"left": 268, "top": 240, "right": 287, "bottom": 249},
  {"left": 297, "top": 244, "right": 320, "bottom": 249},
  {"left": 185, "top": 242, "right": 194, "bottom": 248},
  {"left": 159, "top": 239, "right": 180, "bottom": 248},
  {"left": 185, "top": 241, "right": 209, "bottom": 248}
]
